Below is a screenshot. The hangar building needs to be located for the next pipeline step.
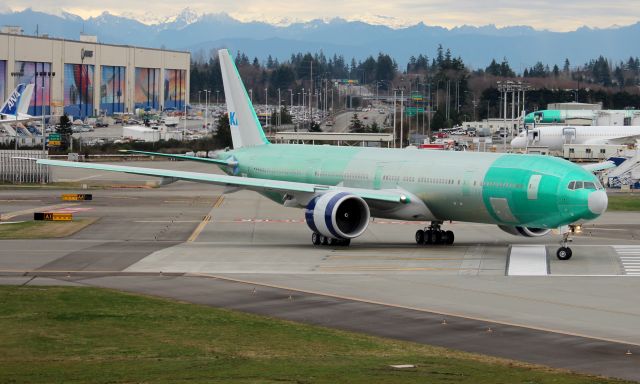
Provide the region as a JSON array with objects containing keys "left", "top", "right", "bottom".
[{"left": 0, "top": 29, "right": 190, "bottom": 119}]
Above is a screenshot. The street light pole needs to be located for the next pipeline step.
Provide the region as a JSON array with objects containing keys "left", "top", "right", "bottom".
[
  {"left": 393, "top": 90, "right": 397, "bottom": 148},
  {"left": 400, "top": 89, "right": 404, "bottom": 148}
]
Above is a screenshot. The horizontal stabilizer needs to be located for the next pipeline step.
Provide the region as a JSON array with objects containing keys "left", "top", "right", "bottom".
[{"left": 119, "top": 150, "right": 238, "bottom": 166}]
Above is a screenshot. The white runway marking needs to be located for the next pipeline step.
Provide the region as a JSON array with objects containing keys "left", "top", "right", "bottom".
[
  {"left": 508, "top": 245, "right": 548, "bottom": 276},
  {"left": 612, "top": 246, "right": 640, "bottom": 276}
]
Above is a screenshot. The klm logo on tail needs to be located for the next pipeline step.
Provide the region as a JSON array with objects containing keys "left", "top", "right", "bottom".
[
  {"left": 1, "top": 84, "right": 26, "bottom": 116},
  {"left": 229, "top": 112, "right": 238, "bottom": 126}
]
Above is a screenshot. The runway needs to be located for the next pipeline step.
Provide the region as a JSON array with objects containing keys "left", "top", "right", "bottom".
[{"left": 1, "top": 161, "right": 639, "bottom": 380}]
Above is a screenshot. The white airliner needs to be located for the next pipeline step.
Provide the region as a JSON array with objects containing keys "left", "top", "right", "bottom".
[
  {"left": 0, "top": 83, "right": 34, "bottom": 122},
  {"left": 511, "top": 125, "right": 640, "bottom": 151}
]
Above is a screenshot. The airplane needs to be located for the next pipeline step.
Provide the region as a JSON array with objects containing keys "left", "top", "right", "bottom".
[
  {"left": 0, "top": 83, "right": 34, "bottom": 122},
  {"left": 523, "top": 109, "right": 637, "bottom": 125},
  {"left": 19, "top": 49, "right": 609, "bottom": 260},
  {"left": 511, "top": 125, "right": 640, "bottom": 151}
]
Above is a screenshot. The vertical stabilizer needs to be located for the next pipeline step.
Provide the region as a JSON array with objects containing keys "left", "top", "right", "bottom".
[
  {"left": 17, "top": 84, "right": 34, "bottom": 115},
  {"left": 1, "top": 83, "right": 31, "bottom": 116},
  {"left": 218, "top": 49, "right": 269, "bottom": 149}
]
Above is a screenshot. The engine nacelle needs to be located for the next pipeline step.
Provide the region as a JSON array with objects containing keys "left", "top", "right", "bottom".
[
  {"left": 305, "top": 192, "right": 370, "bottom": 239},
  {"left": 498, "top": 225, "right": 551, "bottom": 237}
]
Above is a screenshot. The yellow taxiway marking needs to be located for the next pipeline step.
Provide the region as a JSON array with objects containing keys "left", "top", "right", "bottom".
[
  {"left": 186, "top": 196, "right": 224, "bottom": 242},
  {"left": 0, "top": 203, "right": 78, "bottom": 221}
]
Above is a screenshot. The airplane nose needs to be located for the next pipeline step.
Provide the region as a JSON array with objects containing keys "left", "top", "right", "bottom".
[
  {"left": 588, "top": 190, "right": 608, "bottom": 215},
  {"left": 510, "top": 137, "right": 523, "bottom": 148}
]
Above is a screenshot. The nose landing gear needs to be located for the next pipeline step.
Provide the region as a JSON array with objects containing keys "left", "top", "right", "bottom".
[
  {"left": 556, "top": 224, "right": 581, "bottom": 260},
  {"left": 416, "top": 221, "right": 454, "bottom": 246}
]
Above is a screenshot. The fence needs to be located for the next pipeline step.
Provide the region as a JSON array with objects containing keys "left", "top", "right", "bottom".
[{"left": 0, "top": 150, "right": 50, "bottom": 184}]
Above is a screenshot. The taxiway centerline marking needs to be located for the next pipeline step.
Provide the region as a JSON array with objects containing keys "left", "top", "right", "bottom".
[{"left": 186, "top": 195, "right": 224, "bottom": 242}]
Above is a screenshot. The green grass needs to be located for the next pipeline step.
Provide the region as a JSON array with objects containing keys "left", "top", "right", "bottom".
[
  {"left": 607, "top": 194, "right": 640, "bottom": 211},
  {"left": 0, "top": 286, "right": 629, "bottom": 383},
  {"left": 0, "top": 218, "right": 96, "bottom": 239}
]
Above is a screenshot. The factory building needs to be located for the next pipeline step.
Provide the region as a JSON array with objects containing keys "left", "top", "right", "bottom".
[{"left": 0, "top": 30, "right": 190, "bottom": 119}]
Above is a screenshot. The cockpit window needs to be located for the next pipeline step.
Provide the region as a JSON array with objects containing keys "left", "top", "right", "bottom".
[
  {"left": 568, "top": 180, "right": 602, "bottom": 190},
  {"left": 583, "top": 182, "right": 596, "bottom": 190}
]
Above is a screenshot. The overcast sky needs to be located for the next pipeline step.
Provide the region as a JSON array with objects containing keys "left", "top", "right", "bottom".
[{"left": 2, "top": 0, "right": 639, "bottom": 31}]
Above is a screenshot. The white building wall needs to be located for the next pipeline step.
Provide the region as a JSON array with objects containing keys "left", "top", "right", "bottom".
[{"left": 0, "top": 33, "right": 190, "bottom": 115}]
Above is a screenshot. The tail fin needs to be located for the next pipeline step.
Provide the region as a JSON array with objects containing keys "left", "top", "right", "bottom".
[
  {"left": 218, "top": 49, "right": 269, "bottom": 149},
  {"left": 18, "top": 84, "right": 34, "bottom": 115},
  {"left": 1, "top": 83, "right": 31, "bottom": 116}
]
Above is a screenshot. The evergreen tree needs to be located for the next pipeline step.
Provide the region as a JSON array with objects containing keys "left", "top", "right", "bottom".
[
  {"left": 215, "top": 113, "right": 232, "bottom": 148},
  {"left": 349, "top": 113, "right": 364, "bottom": 133},
  {"left": 56, "top": 113, "right": 73, "bottom": 150}
]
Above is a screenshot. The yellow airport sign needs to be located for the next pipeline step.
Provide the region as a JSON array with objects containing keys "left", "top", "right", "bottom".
[
  {"left": 61, "top": 194, "right": 92, "bottom": 201},
  {"left": 34, "top": 212, "right": 73, "bottom": 221}
]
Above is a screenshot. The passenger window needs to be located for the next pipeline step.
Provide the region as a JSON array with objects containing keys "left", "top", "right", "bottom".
[
  {"left": 568, "top": 181, "right": 575, "bottom": 190},
  {"left": 584, "top": 182, "right": 596, "bottom": 190}
]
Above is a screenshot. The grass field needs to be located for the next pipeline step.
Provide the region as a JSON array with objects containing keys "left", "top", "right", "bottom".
[
  {"left": 0, "top": 218, "right": 96, "bottom": 239},
  {"left": 0, "top": 286, "right": 629, "bottom": 383},
  {"left": 607, "top": 194, "right": 640, "bottom": 211}
]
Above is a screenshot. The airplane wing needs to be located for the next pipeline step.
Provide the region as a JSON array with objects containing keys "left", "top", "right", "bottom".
[
  {"left": 581, "top": 161, "right": 617, "bottom": 172},
  {"left": 25, "top": 158, "right": 410, "bottom": 204},
  {"left": 604, "top": 135, "right": 640, "bottom": 146},
  {"left": 119, "top": 150, "right": 237, "bottom": 166}
]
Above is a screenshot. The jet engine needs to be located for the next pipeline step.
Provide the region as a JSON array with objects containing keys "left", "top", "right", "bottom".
[
  {"left": 497, "top": 225, "right": 551, "bottom": 237},
  {"left": 305, "top": 191, "right": 370, "bottom": 239}
]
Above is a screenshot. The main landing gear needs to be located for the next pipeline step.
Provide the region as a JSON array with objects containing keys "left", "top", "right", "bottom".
[
  {"left": 556, "top": 225, "right": 580, "bottom": 260},
  {"left": 415, "top": 221, "right": 454, "bottom": 246},
  {"left": 311, "top": 232, "right": 351, "bottom": 247}
]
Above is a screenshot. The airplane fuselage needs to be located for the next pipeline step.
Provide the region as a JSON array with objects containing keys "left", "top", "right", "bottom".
[
  {"left": 512, "top": 125, "right": 640, "bottom": 151},
  {"left": 220, "top": 144, "right": 606, "bottom": 229}
]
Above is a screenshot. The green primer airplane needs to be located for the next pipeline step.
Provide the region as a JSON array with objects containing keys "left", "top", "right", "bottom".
[{"left": 26, "top": 49, "right": 608, "bottom": 260}]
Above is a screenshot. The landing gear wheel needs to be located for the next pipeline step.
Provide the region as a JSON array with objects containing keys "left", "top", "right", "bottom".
[
  {"left": 311, "top": 233, "right": 321, "bottom": 246},
  {"left": 425, "top": 230, "right": 433, "bottom": 245},
  {"left": 321, "top": 236, "right": 329, "bottom": 246},
  {"left": 329, "top": 238, "right": 338, "bottom": 246},
  {"left": 557, "top": 247, "right": 572, "bottom": 260},
  {"left": 434, "top": 230, "right": 443, "bottom": 245},
  {"left": 415, "top": 230, "right": 425, "bottom": 245},
  {"left": 445, "top": 230, "right": 455, "bottom": 245}
]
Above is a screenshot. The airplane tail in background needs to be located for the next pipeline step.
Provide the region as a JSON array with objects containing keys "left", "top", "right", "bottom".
[
  {"left": 0, "top": 83, "right": 33, "bottom": 116},
  {"left": 218, "top": 49, "right": 269, "bottom": 149}
]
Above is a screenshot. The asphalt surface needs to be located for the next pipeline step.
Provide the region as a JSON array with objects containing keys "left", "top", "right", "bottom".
[{"left": 1, "top": 160, "right": 640, "bottom": 381}]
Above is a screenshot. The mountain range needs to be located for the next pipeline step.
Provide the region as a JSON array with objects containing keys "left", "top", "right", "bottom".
[{"left": 1, "top": 8, "right": 639, "bottom": 70}]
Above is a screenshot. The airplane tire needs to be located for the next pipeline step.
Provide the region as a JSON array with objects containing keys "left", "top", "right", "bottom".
[
  {"left": 557, "top": 247, "right": 572, "bottom": 260},
  {"left": 445, "top": 230, "right": 455, "bottom": 245},
  {"left": 425, "top": 230, "right": 433, "bottom": 245},
  {"left": 312, "top": 233, "right": 321, "bottom": 246},
  {"left": 415, "top": 230, "right": 425, "bottom": 245},
  {"left": 434, "top": 230, "right": 443, "bottom": 245}
]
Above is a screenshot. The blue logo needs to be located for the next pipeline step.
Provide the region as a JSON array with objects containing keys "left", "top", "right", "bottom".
[{"left": 229, "top": 112, "right": 238, "bottom": 126}]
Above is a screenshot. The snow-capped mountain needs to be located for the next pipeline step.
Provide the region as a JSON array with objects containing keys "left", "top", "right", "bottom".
[{"left": 0, "top": 7, "right": 637, "bottom": 68}]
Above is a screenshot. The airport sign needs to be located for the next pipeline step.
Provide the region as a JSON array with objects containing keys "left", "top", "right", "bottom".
[{"left": 33, "top": 212, "right": 73, "bottom": 221}]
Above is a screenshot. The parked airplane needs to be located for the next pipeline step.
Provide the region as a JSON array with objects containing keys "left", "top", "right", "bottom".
[
  {"left": 511, "top": 125, "right": 640, "bottom": 151},
  {"left": 0, "top": 83, "right": 34, "bottom": 122},
  {"left": 20, "top": 50, "right": 608, "bottom": 260}
]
